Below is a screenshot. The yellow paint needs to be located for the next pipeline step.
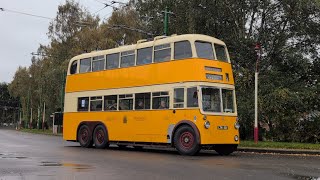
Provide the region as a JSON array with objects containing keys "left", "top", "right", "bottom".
[
  {"left": 63, "top": 109, "right": 239, "bottom": 145},
  {"left": 65, "top": 58, "right": 234, "bottom": 93}
]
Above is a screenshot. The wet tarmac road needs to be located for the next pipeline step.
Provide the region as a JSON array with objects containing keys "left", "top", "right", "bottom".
[{"left": 0, "top": 129, "right": 319, "bottom": 180}]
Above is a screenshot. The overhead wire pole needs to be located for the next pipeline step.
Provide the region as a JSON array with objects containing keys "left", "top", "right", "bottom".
[{"left": 161, "top": 7, "right": 174, "bottom": 36}]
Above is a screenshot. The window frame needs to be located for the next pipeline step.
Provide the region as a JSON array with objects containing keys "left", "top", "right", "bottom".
[
  {"left": 152, "top": 91, "right": 170, "bottom": 110},
  {"left": 77, "top": 97, "right": 90, "bottom": 112},
  {"left": 79, "top": 58, "right": 92, "bottom": 73},
  {"left": 92, "top": 55, "right": 105, "bottom": 72},
  {"left": 174, "top": 40, "right": 193, "bottom": 60},
  {"left": 90, "top": 96, "right": 103, "bottom": 111},
  {"left": 120, "top": 50, "right": 136, "bottom": 68},
  {"left": 173, "top": 88, "right": 185, "bottom": 109},
  {"left": 70, "top": 60, "right": 78, "bottom": 75},
  {"left": 118, "top": 94, "right": 134, "bottom": 111},
  {"left": 154, "top": 43, "right": 171, "bottom": 63},
  {"left": 106, "top": 53, "right": 120, "bottom": 69},
  {"left": 137, "top": 47, "right": 153, "bottom": 66},
  {"left": 195, "top": 41, "right": 214, "bottom": 60}
]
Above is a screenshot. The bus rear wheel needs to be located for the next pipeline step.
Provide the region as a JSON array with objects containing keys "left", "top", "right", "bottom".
[
  {"left": 214, "top": 144, "right": 237, "bottom": 156},
  {"left": 174, "top": 125, "right": 200, "bottom": 156},
  {"left": 78, "top": 125, "right": 93, "bottom": 148},
  {"left": 93, "top": 125, "right": 109, "bottom": 149}
]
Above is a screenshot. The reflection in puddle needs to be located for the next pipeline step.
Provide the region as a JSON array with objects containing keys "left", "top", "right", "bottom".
[
  {"left": 0, "top": 153, "right": 27, "bottom": 159},
  {"left": 284, "top": 173, "right": 320, "bottom": 180},
  {"left": 40, "top": 162, "right": 93, "bottom": 171}
]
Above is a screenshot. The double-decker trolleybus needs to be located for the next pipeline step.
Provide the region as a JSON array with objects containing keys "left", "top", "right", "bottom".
[{"left": 63, "top": 34, "right": 240, "bottom": 155}]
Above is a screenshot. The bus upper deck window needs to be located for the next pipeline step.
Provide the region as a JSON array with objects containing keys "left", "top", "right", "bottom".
[
  {"left": 195, "top": 41, "right": 214, "bottom": 60},
  {"left": 70, "top": 60, "right": 78, "bottom": 74},
  {"left": 92, "top": 56, "right": 105, "bottom": 72},
  {"left": 137, "top": 47, "right": 152, "bottom": 65},
  {"left": 106, "top": 53, "right": 119, "bottom": 69},
  {"left": 121, "top": 50, "right": 135, "bottom": 68},
  {"left": 215, "top": 44, "right": 228, "bottom": 62},
  {"left": 80, "top": 58, "right": 91, "bottom": 73},
  {"left": 174, "top": 41, "right": 192, "bottom": 60},
  {"left": 154, "top": 43, "right": 171, "bottom": 63}
]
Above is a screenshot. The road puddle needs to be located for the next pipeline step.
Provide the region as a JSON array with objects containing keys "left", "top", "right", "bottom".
[
  {"left": 0, "top": 153, "right": 27, "bottom": 159},
  {"left": 283, "top": 173, "right": 320, "bottom": 180},
  {"left": 40, "top": 161, "right": 93, "bottom": 171}
]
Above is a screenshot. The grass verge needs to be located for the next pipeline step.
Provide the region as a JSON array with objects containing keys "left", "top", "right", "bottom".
[
  {"left": 240, "top": 140, "right": 320, "bottom": 150},
  {"left": 19, "top": 128, "right": 62, "bottom": 136}
]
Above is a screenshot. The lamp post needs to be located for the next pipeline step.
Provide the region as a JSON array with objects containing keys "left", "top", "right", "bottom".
[{"left": 254, "top": 43, "right": 262, "bottom": 144}]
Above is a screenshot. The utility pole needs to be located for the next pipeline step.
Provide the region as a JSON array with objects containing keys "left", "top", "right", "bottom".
[
  {"left": 60, "top": 70, "right": 66, "bottom": 112},
  {"left": 161, "top": 7, "right": 174, "bottom": 36},
  {"left": 254, "top": 43, "right": 262, "bottom": 144},
  {"left": 42, "top": 102, "right": 46, "bottom": 131}
]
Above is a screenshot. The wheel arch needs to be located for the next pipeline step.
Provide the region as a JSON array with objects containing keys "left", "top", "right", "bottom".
[{"left": 171, "top": 120, "right": 201, "bottom": 146}]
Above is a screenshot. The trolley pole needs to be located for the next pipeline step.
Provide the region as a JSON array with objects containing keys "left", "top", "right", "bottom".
[{"left": 254, "top": 43, "right": 262, "bottom": 144}]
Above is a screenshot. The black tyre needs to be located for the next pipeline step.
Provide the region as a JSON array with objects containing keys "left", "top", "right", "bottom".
[
  {"left": 78, "top": 125, "right": 93, "bottom": 148},
  {"left": 174, "top": 125, "right": 200, "bottom": 156},
  {"left": 214, "top": 145, "right": 237, "bottom": 156},
  {"left": 93, "top": 125, "right": 109, "bottom": 149}
]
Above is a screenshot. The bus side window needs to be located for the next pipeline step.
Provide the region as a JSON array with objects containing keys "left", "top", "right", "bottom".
[
  {"left": 173, "top": 88, "right": 184, "bottom": 108},
  {"left": 135, "top": 93, "right": 151, "bottom": 110},
  {"left": 79, "top": 58, "right": 91, "bottom": 73},
  {"left": 154, "top": 43, "right": 171, "bottom": 63},
  {"left": 90, "top": 96, "right": 103, "bottom": 111},
  {"left": 70, "top": 60, "right": 78, "bottom": 74},
  {"left": 121, "top": 50, "right": 135, "bottom": 68},
  {"left": 137, "top": 47, "right": 152, "bottom": 65},
  {"left": 215, "top": 44, "right": 228, "bottom": 62},
  {"left": 78, "top": 97, "right": 89, "bottom": 111},
  {"left": 106, "top": 53, "right": 119, "bottom": 69},
  {"left": 187, "top": 87, "right": 198, "bottom": 107},
  {"left": 104, "top": 95, "right": 118, "bottom": 111},
  {"left": 152, "top": 92, "right": 169, "bottom": 109},
  {"left": 174, "top": 41, "right": 192, "bottom": 60},
  {"left": 119, "top": 94, "right": 133, "bottom": 110},
  {"left": 92, "top": 56, "right": 105, "bottom": 72}
]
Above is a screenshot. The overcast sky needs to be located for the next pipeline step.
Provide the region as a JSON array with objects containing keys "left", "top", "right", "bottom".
[{"left": 0, "top": 0, "right": 119, "bottom": 83}]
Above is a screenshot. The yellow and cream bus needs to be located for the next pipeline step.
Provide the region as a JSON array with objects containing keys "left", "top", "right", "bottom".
[{"left": 63, "top": 34, "right": 240, "bottom": 155}]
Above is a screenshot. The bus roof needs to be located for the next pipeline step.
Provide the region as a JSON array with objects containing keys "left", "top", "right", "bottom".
[{"left": 69, "top": 34, "right": 226, "bottom": 62}]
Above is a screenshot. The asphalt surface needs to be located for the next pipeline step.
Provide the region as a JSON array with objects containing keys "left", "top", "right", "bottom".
[{"left": 0, "top": 129, "right": 320, "bottom": 180}]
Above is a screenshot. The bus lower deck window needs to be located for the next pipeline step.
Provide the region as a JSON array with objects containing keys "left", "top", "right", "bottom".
[
  {"left": 187, "top": 87, "right": 198, "bottom": 107},
  {"left": 104, "top": 95, "right": 118, "bottom": 111},
  {"left": 90, "top": 96, "right": 103, "bottom": 111},
  {"left": 135, "top": 93, "right": 151, "bottom": 110},
  {"left": 174, "top": 88, "right": 184, "bottom": 108},
  {"left": 152, "top": 91, "right": 169, "bottom": 109},
  {"left": 78, "top": 97, "right": 89, "bottom": 111},
  {"left": 119, "top": 94, "right": 133, "bottom": 110}
]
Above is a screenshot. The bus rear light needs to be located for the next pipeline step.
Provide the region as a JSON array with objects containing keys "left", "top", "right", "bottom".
[
  {"left": 234, "top": 135, "right": 239, "bottom": 142},
  {"left": 206, "top": 74, "right": 222, "bottom": 80}
]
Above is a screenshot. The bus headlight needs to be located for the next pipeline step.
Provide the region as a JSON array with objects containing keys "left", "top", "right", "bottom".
[
  {"left": 204, "top": 121, "right": 210, "bottom": 129},
  {"left": 234, "top": 122, "right": 240, "bottom": 130}
]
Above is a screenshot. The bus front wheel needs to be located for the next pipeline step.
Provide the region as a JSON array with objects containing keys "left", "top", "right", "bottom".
[
  {"left": 78, "top": 125, "right": 93, "bottom": 148},
  {"left": 214, "top": 144, "right": 237, "bottom": 156},
  {"left": 93, "top": 125, "right": 109, "bottom": 149},
  {"left": 174, "top": 125, "right": 200, "bottom": 156}
]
